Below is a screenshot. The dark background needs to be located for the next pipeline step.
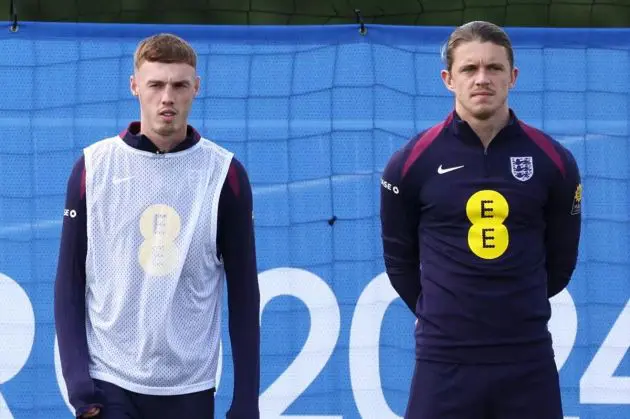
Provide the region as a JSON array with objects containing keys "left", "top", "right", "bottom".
[{"left": 2, "top": 0, "right": 630, "bottom": 27}]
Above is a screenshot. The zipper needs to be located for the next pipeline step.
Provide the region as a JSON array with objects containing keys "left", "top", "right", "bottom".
[{"left": 483, "top": 146, "right": 489, "bottom": 177}]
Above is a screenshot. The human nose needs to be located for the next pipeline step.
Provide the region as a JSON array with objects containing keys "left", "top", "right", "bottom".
[
  {"left": 474, "top": 69, "right": 490, "bottom": 86},
  {"left": 161, "top": 85, "right": 175, "bottom": 104}
]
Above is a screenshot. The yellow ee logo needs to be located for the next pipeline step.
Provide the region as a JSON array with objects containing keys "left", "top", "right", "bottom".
[{"left": 466, "top": 190, "right": 509, "bottom": 260}]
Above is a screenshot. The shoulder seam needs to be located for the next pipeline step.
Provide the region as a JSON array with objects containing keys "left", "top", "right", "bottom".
[
  {"left": 401, "top": 115, "right": 452, "bottom": 179},
  {"left": 199, "top": 137, "right": 235, "bottom": 159},
  {"left": 518, "top": 121, "right": 567, "bottom": 178}
]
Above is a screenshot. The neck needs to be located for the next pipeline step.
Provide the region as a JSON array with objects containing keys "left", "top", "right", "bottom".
[
  {"left": 140, "top": 123, "right": 187, "bottom": 152},
  {"left": 457, "top": 105, "right": 511, "bottom": 149}
]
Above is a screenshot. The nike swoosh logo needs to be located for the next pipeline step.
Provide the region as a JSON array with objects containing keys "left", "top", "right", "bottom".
[
  {"left": 112, "top": 176, "right": 134, "bottom": 185},
  {"left": 437, "top": 164, "right": 464, "bottom": 174}
]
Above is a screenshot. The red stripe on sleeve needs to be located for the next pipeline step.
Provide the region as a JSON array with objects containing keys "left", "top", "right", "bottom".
[
  {"left": 519, "top": 121, "right": 566, "bottom": 177},
  {"left": 80, "top": 166, "right": 86, "bottom": 200},
  {"left": 401, "top": 114, "right": 452, "bottom": 178}
]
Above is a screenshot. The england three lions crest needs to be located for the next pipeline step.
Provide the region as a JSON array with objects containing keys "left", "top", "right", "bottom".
[{"left": 510, "top": 156, "right": 534, "bottom": 181}]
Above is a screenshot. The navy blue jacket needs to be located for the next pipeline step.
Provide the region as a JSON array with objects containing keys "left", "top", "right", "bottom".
[
  {"left": 54, "top": 123, "right": 260, "bottom": 417},
  {"left": 380, "top": 110, "right": 582, "bottom": 364}
]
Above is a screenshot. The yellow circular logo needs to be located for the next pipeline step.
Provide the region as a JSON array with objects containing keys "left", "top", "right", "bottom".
[{"left": 466, "top": 190, "right": 509, "bottom": 260}]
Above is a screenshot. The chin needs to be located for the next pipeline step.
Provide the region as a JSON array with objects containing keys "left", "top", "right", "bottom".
[
  {"left": 154, "top": 129, "right": 177, "bottom": 138},
  {"left": 468, "top": 103, "right": 501, "bottom": 120},
  {"left": 155, "top": 124, "right": 179, "bottom": 136},
  {"left": 471, "top": 110, "right": 495, "bottom": 120}
]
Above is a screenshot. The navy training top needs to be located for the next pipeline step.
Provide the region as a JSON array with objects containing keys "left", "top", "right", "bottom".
[{"left": 380, "top": 110, "right": 582, "bottom": 364}]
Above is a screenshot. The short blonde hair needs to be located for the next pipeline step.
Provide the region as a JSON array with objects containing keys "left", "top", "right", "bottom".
[
  {"left": 133, "top": 33, "right": 197, "bottom": 70},
  {"left": 442, "top": 21, "right": 514, "bottom": 71}
]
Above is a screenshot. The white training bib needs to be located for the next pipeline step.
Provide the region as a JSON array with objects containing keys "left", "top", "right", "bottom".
[{"left": 83, "top": 136, "right": 233, "bottom": 395}]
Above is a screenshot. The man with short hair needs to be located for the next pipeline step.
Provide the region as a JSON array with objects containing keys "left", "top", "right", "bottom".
[
  {"left": 380, "top": 21, "right": 582, "bottom": 419},
  {"left": 55, "top": 33, "right": 260, "bottom": 419}
]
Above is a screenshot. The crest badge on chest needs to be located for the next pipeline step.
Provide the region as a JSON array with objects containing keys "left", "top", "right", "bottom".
[{"left": 510, "top": 156, "right": 534, "bottom": 182}]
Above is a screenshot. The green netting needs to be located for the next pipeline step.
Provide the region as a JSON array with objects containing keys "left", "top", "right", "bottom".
[{"left": 3, "top": 0, "right": 630, "bottom": 27}]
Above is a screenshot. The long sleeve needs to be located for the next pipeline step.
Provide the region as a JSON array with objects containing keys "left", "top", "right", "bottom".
[
  {"left": 53, "top": 155, "right": 104, "bottom": 417},
  {"left": 379, "top": 148, "right": 422, "bottom": 314},
  {"left": 544, "top": 147, "right": 582, "bottom": 298},
  {"left": 217, "top": 158, "right": 261, "bottom": 418}
]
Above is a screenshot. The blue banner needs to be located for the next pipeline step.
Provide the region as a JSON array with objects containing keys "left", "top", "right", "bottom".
[{"left": 0, "top": 22, "right": 628, "bottom": 419}]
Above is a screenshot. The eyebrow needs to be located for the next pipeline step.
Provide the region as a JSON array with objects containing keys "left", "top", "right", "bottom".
[
  {"left": 459, "top": 62, "right": 506, "bottom": 70},
  {"left": 146, "top": 79, "right": 191, "bottom": 85}
]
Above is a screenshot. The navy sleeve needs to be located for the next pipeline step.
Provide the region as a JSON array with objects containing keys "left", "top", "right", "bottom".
[
  {"left": 545, "top": 147, "right": 582, "bottom": 298},
  {"left": 217, "top": 158, "right": 261, "bottom": 418},
  {"left": 53, "top": 155, "right": 104, "bottom": 417},
  {"left": 380, "top": 148, "right": 422, "bottom": 314}
]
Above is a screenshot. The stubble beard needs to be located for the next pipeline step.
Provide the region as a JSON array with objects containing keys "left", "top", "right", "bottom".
[
  {"left": 156, "top": 125, "right": 177, "bottom": 136},
  {"left": 468, "top": 95, "right": 507, "bottom": 121}
]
